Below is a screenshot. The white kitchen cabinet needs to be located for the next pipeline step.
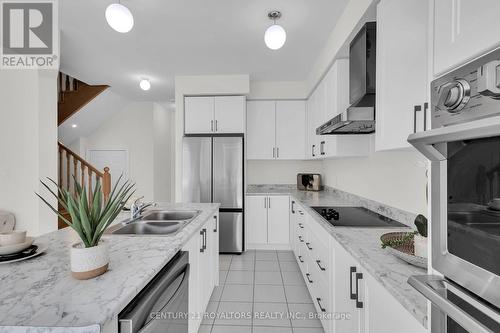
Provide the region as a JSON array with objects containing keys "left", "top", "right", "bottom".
[
  {"left": 246, "top": 195, "right": 268, "bottom": 244},
  {"left": 214, "top": 96, "right": 246, "bottom": 133},
  {"left": 247, "top": 100, "right": 306, "bottom": 160},
  {"left": 185, "top": 97, "right": 214, "bottom": 134},
  {"left": 182, "top": 213, "right": 219, "bottom": 333},
  {"left": 275, "top": 100, "right": 306, "bottom": 159},
  {"left": 185, "top": 96, "right": 245, "bottom": 134},
  {"left": 246, "top": 195, "right": 290, "bottom": 249},
  {"left": 433, "top": 0, "right": 500, "bottom": 76},
  {"left": 246, "top": 101, "right": 276, "bottom": 159},
  {"left": 267, "top": 195, "right": 290, "bottom": 244},
  {"left": 375, "top": 0, "right": 429, "bottom": 151}
]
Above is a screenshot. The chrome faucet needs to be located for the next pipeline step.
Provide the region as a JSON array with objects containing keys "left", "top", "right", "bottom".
[{"left": 130, "top": 197, "right": 157, "bottom": 220}]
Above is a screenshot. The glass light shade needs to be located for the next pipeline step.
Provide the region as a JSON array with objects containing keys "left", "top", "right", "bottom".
[
  {"left": 139, "top": 79, "right": 151, "bottom": 91},
  {"left": 105, "top": 3, "right": 134, "bottom": 33},
  {"left": 264, "top": 24, "right": 286, "bottom": 50}
]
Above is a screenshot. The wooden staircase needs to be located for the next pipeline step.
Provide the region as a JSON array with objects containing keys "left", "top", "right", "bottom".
[
  {"left": 57, "top": 72, "right": 108, "bottom": 125},
  {"left": 57, "top": 142, "right": 111, "bottom": 229}
]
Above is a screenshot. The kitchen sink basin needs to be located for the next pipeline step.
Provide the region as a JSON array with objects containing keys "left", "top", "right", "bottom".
[
  {"left": 110, "top": 221, "right": 184, "bottom": 235},
  {"left": 141, "top": 210, "right": 199, "bottom": 221},
  {"left": 107, "top": 210, "right": 200, "bottom": 236}
]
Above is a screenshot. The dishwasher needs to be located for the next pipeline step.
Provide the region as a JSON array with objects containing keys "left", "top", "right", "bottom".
[{"left": 118, "top": 251, "right": 189, "bottom": 333}]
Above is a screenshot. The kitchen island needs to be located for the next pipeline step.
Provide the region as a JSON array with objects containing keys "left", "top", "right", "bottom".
[{"left": 0, "top": 203, "right": 220, "bottom": 333}]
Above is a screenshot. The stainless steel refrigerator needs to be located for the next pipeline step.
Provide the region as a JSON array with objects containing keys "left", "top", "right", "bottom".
[{"left": 182, "top": 136, "right": 244, "bottom": 253}]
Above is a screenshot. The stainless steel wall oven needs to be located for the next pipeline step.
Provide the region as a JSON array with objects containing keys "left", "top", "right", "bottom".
[{"left": 408, "top": 48, "right": 500, "bottom": 332}]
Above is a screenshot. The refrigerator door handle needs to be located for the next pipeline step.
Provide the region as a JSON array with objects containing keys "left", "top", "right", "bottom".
[{"left": 408, "top": 275, "right": 499, "bottom": 333}]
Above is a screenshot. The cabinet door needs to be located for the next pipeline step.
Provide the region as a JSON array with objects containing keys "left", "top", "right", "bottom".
[
  {"left": 185, "top": 97, "right": 214, "bottom": 134},
  {"left": 245, "top": 196, "right": 269, "bottom": 244},
  {"left": 334, "top": 243, "right": 365, "bottom": 333},
  {"left": 366, "top": 273, "right": 426, "bottom": 333},
  {"left": 246, "top": 101, "right": 276, "bottom": 159},
  {"left": 275, "top": 101, "right": 306, "bottom": 159},
  {"left": 434, "top": 0, "right": 500, "bottom": 76},
  {"left": 267, "top": 196, "right": 290, "bottom": 245},
  {"left": 375, "top": 0, "right": 428, "bottom": 151},
  {"left": 182, "top": 233, "right": 201, "bottom": 333},
  {"left": 214, "top": 96, "right": 246, "bottom": 133}
]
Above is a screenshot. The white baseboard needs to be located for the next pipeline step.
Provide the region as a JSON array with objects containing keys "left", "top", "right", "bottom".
[{"left": 246, "top": 243, "right": 291, "bottom": 251}]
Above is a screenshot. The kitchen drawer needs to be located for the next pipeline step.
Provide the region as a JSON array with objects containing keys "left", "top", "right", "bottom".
[{"left": 306, "top": 214, "right": 331, "bottom": 246}]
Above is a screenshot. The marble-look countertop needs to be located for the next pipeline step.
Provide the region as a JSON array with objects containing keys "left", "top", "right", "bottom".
[
  {"left": 247, "top": 184, "right": 428, "bottom": 328},
  {"left": 0, "top": 203, "right": 220, "bottom": 331}
]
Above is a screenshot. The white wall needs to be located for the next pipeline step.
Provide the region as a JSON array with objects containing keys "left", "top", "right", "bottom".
[
  {"left": 0, "top": 70, "right": 58, "bottom": 236},
  {"left": 322, "top": 149, "right": 428, "bottom": 215},
  {"left": 247, "top": 160, "right": 323, "bottom": 185},
  {"left": 153, "top": 103, "right": 175, "bottom": 202}
]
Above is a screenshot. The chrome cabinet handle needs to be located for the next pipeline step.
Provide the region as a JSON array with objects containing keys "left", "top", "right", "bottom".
[
  {"left": 299, "top": 211, "right": 304, "bottom": 215},
  {"left": 268, "top": 197, "right": 271, "bottom": 209},
  {"left": 320, "top": 141, "right": 325, "bottom": 155},
  {"left": 350, "top": 266, "right": 357, "bottom": 300},
  {"left": 213, "top": 215, "right": 218, "bottom": 232},
  {"left": 316, "top": 298, "right": 326, "bottom": 312},
  {"left": 298, "top": 223, "right": 304, "bottom": 229},
  {"left": 298, "top": 236, "right": 304, "bottom": 242},
  {"left": 211, "top": 120, "right": 214, "bottom": 132},
  {"left": 298, "top": 255, "right": 304, "bottom": 263},
  {"left": 200, "top": 229, "right": 205, "bottom": 253},
  {"left": 215, "top": 119, "right": 218, "bottom": 132},
  {"left": 264, "top": 196, "right": 267, "bottom": 208},
  {"left": 276, "top": 147, "right": 279, "bottom": 158},
  {"left": 306, "top": 242, "right": 313, "bottom": 250},
  {"left": 413, "top": 105, "right": 422, "bottom": 133},
  {"left": 306, "top": 273, "right": 313, "bottom": 283},
  {"left": 291, "top": 200, "right": 296, "bottom": 214},
  {"left": 312, "top": 144, "right": 316, "bottom": 157},
  {"left": 316, "top": 260, "right": 326, "bottom": 271},
  {"left": 273, "top": 147, "right": 275, "bottom": 158},
  {"left": 423, "top": 102, "right": 428, "bottom": 131},
  {"left": 355, "top": 273, "right": 363, "bottom": 308}
]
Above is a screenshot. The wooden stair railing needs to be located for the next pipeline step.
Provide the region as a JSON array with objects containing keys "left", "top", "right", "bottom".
[
  {"left": 58, "top": 72, "right": 109, "bottom": 126},
  {"left": 57, "top": 142, "right": 111, "bottom": 229}
]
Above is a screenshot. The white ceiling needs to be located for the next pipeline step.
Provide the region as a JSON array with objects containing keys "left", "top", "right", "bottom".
[{"left": 59, "top": 0, "right": 349, "bottom": 102}]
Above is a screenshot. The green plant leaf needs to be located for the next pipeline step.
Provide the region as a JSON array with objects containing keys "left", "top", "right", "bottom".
[{"left": 414, "top": 214, "right": 428, "bottom": 237}]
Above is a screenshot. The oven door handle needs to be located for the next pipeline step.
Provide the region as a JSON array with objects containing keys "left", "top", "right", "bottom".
[{"left": 408, "top": 275, "right": 499, "bottom": 333}]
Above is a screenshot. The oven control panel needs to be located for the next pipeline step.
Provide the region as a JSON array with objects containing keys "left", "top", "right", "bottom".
[{"left": 432, "top": 48, "right": 500, "bottom": 128}]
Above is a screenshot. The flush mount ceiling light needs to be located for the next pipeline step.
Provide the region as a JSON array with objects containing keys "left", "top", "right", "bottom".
[
  {"left": 139, "top": 79, "right": 151, "bottom": 91},
  {"left": 264, "top": 11, "right": 286, "bottom": 50},
  {"left": 105, "top": 2, "right": 134, "bottom": 33},
  {"left": 71, "top": 124, "right": 78, "bottom": 128}
]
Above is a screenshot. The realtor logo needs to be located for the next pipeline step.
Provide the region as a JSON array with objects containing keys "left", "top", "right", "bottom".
[{"left": 1, "top": 0, "right": 58, "bottom": 69}]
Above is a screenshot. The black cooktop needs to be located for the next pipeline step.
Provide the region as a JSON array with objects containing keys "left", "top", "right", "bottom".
[{"left": 311, "top": 206, "right": 406, "bottom": 228}]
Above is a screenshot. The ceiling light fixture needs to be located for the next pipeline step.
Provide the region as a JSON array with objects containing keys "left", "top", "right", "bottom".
[
  {"left": 71, "top": 124, "right": 78, "bottom": 128},
  {"left": 264, "top": 11, "right": 286, "bottom": 50},
  {"left": 105, "top": 2, "right": 134, "bottom": 33},
  {"left": 139, "top": 79, "right": 151, "bottom": 91}
]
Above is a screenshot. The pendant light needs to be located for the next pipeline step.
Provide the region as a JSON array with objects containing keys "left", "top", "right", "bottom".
[
  {"left": 264, "top": 11, "right": 286, "bottom": 50},
  {"left": 105, "top": 1, "right": 134, "bottom": 33}
]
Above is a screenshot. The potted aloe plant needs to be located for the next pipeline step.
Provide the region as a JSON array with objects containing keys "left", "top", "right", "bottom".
[
  {"left": 413, "top": 214, "right": 428, "bottom": 258},
  {"left": 37, "top": 176, "right": 135, "bottom": 279}
]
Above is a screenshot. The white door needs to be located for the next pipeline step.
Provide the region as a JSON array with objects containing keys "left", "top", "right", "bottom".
[
  {"left": 87, "top": 149, "right": 128, "bottom": 189},
  {"left": 245, "top": 196, "right": 268, "bottom": 245},
  {"left": 214, "top": 96, "right": 245, "bottom": 133},
  {"left": 434, "top": 0, "right": 500, "bottom": 76},
  {"left": 267, "top": 196, "right": 290, "bottom": 245},
  {"left": 375, "top": 0, "right": 428, "bottom": 151},
  {"left": 185, "top": 97, "right": 214, "bottom": 134},
  {"left": 246, "top": 101, "right": 276, "bottom": 159},
  {"left": 275, "top": 101, "right": 306, "bottom": 159}
]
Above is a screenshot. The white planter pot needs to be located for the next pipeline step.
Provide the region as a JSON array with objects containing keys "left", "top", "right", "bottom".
[
  {"left": 414, "top": 235, "right": 428, "bottom": 258},
  {"left": 70, "top": 241, "right": 109, "bottom": 280}
]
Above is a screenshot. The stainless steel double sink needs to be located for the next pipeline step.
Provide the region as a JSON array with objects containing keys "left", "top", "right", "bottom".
[{"left": 107, "top": 210, "right": 201, "bottom": 236}]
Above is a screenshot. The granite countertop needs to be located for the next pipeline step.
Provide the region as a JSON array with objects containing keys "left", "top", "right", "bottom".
[
  {"left": 0, "top": 203, "right": 220, "bottom": 331},
  {"left": 247, "top": 185, "right": 428, "bottom": 328}
]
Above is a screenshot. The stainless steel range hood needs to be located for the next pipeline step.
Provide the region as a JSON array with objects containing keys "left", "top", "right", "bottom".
[
  {"left": 316, "top": 107, "right": 375, "bottom": 135},
  {"left": 318, "top": 22, "right": 376, "bottom": 135}
]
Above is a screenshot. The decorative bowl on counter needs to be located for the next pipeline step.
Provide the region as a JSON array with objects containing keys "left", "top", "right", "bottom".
[{"left": 380, "top": 232, "right": 427, "bottom": 269}]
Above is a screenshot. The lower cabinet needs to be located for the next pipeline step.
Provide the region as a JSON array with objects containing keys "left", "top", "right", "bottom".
[
  {"left": 246, "top": 195, "right": 290, "bottom": 249},
  {"left": 182, "top": 213, "right": 219, "bottom": 333},
  {"left": 290, "top": 206, "right": 426, "bottom": 333}
]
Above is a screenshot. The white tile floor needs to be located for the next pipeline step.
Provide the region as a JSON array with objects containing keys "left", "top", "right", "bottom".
[{"left": 199, "top": 250, "right": 325, "bottom": 333}]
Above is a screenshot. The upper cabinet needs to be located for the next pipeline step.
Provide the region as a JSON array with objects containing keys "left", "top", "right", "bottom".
[
  {"left": 433, "top": 0, "right": 500, "bottom": 76},
  {"left": 306, "top": 59, "right": 372, "bottom": 159},
  {"left": 184, "top": 96, "right": 245, "bottom": 134},
  {"left": 247, "top": 100, "right": 306, "bottom": 160},
  {"left": 375, "top": 0, "right": 429, "bottom": 151}
]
